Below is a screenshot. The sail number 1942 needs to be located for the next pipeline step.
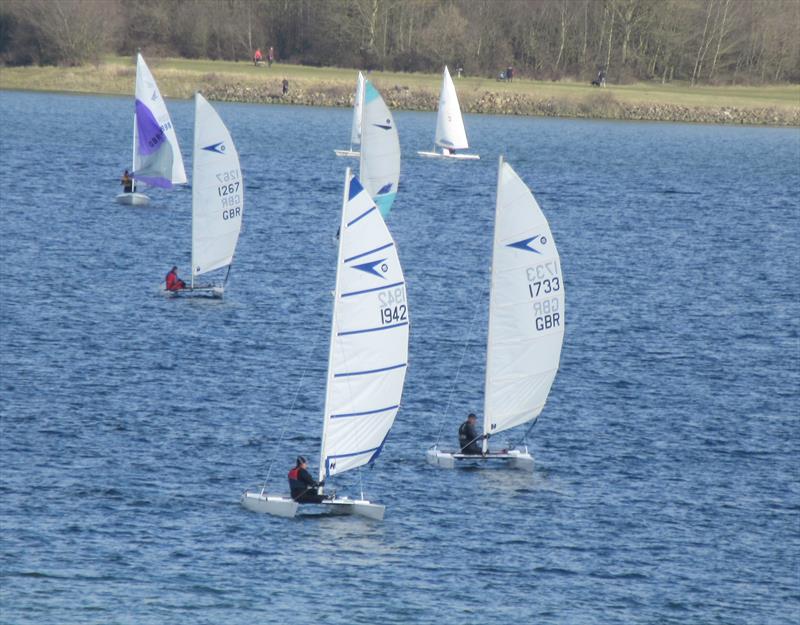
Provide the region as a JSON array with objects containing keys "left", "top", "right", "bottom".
[{"left": 378, "top": 287, "right": 407, "bottom": 326}]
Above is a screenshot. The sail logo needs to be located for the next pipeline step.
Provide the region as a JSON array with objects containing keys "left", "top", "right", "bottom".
[
  {"left": 373, "top": 119, "right": 392, "bottom": 130},
  {"left": 151, "top": 90, "right": 159, "bottom": 101},
  {"left": 508, "top": 235, "right": 547, "bottom": 254},
  {"left": 352, "top": 258, "right": 388, "bottom": 278},
  {"left": 203, "top": 142, "right": 226, "bottom": 154}
]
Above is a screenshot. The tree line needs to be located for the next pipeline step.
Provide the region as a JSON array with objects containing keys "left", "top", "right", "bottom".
[{"left": 1, "top": 0, "right": 798, "bottom": 84}]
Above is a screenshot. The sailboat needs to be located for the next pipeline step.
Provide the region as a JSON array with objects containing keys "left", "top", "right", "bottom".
[
  {"left": 359, "top": 79, "right": 401, "bottom": 217},
  {"left": 116, "top": 53, "right": 187, "bottom": 206},
  {"left": 163, "top": 93, "right": 243, "bottom": 299},
  {"left": 417, "top": 66, "right": 479, "bottom": 160},
  {"left": 242, "top": 169, "right": 410, "bottom": 520},
  {"left": 427, "top": 157, "right": 564, "bottom": 469},
  {"left": 334, "top": 72, "right": 364, "bottom": 158}
]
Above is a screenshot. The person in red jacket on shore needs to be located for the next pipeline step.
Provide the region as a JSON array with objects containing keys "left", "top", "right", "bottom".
[{"left": 165, "top": 266, "right": 186, "bottom": 291}]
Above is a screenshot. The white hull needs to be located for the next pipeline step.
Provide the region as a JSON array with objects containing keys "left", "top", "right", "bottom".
[
  {"left": 334, "top": 149, "right": 360, "bottom": 158},
  {"left": 115, "top": 192, "right": 150, "bottom": 205},
  {"left": 425, "top": 446, "right": 534, "bottom": 470},
  {"left": 417, "top": 150, "right": 480, "bottom": 160},
  {"left": 160, "top": 284, "right": 224, "bottom": 299},
  {"left": 240, "top": 491, "right": 385, "bottom": 520}
]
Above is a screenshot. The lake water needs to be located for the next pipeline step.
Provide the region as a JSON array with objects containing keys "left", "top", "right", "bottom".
[{"left": 1, "top": 89, "right": 798, "bottom": 625}]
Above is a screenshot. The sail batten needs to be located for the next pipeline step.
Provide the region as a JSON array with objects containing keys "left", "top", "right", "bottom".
[
  {"left": 483, "top": 158, "right": 565, "bottom": 442},
  {"left": 318, "top": 172, "right": 409, "bottom": 482}
]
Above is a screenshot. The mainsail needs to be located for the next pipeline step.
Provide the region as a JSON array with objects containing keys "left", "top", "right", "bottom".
[
  {"left": 191, "top": 93, "right": 244, "bottom": 280},
  {"left": 359, "top": 81, "right": 401, "bottom": 217},
  {"left": 483, "top": 158, "right": 565, "bottom": 442},
  {"left": 132, "top": 53, "right": 187, "bottom": 188},
  {"left": 350, "top": 72, "right": 365, "bottom": 148},
  {"left": 434, "top": 66, "right": 469, "bottom": 151},
  {"left": 318, "top": 173, "right": 410, "bottom": 482}
]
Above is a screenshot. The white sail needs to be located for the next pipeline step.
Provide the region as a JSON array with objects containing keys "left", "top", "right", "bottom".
[
  {"left": 191, "top": 93, "right": 244, "bottom": 279},
  {"left": 350, "top": 72, "right": 365, "bottom": 147},
  {"left": 133, "top": 53, "right": 187, "bottom": 186},
  {"left": 483, "top": 158, "right": 565, "bottom": 440},
  {"left": 318, "top": 172, "right": 409, "bottom": 482},
  {"left": 359, "top": 80, "right": 401, "bottom": 217},
  {"left": 434, "top": 66, "right": 469, "bottom": 151}
]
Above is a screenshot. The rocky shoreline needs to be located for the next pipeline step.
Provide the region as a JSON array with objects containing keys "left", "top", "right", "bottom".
[{"left": 204, "top": 79, "right": 799, "bottom": 127}]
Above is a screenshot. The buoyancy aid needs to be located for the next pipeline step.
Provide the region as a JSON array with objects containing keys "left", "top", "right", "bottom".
[{"left": 288, "top": 466, "right": 305, "bottom": 495}]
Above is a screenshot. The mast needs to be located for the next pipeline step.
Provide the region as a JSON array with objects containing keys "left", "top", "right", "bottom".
[
  {"left": 482, "top": 155, "right": 504, "bottom": 453},
  {"left": 318, "top": 168, "right": 351, "bottom": 486},
  {"left": 131, "top": 113, "right": 137, "bottom": 193}
]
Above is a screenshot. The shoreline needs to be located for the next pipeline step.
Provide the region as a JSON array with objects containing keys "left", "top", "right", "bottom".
[{"left": 2, "top": 60, "right": 798, "bottom": 127}]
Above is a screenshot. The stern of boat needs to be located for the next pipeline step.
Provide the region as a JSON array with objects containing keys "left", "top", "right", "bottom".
[
  {"left": 426, "top": 446, "right": 456, "bottom": 469},
  {"left": 241, "top": 490, "right": 299, "bottom": 517}
]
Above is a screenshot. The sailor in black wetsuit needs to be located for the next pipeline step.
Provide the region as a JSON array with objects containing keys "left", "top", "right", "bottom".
[
  {"left": 287, "top": 456, "right": 327, "bottom": 503},
  {"left": 458, "top": 413, "right": 485, "bottom": 455}
]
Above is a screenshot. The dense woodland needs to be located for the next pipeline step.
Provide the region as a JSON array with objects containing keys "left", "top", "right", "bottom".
[{"left": 1, "top": 0, "right": 798, "bottom": 84}]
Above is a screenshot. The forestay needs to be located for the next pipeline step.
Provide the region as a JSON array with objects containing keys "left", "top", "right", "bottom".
[
  {"left": 350, "top": 72, "right": 365, "bottom": 147},
  {"left": 435, "top": 66, "right": 469, "bottom": 151},
  {"left": 191, "top": 93, "right": 244, "bottom": 279},
  {"left": 318, "top": 174, "right": 409, "bottom": 482},
  {"left": 359, "top": 81, "right": 401, "bottom": 217},
  {"left": 483, "top": 159, "right": 565, "bottom": 439},
  {"left": 133, "top": 53, "right": 187, "bottom": 188}
]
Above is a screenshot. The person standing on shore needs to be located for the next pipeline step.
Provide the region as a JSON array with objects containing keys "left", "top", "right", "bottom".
[
  {"left": 282, "top": 78, "right": 288, "bottom": 95},
  {"left": 268, "top": 47, "right": 274, "bottom": 68},
  {"left": 253, "top": 48, "right": 262, "bottom": 66}
]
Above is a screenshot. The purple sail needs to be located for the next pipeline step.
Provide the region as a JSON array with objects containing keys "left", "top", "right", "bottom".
[
  {"left": 135, "top": 99, "right": 166, "bottom": 155},
  {"left": 132, "top": 99, "right": 173, "bottom": 189}
]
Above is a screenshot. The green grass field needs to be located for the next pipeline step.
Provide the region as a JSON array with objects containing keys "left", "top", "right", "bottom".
[{"left": 2, "top": 55, "right": 798, "bottom": 114}]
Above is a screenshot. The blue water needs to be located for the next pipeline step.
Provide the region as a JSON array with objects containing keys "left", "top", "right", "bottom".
[{"left": 1, "top": 90, "right": 798, "bottom": 624}]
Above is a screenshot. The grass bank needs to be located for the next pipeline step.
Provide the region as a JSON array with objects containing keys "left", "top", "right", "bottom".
[{"left": 2, "top": 56, "right": 798, "bottom": 126}]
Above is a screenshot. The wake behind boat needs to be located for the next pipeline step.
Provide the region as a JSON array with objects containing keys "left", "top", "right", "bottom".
[
  {"left": 427, "top": 156, "right": 564, "bottom": 470},
  {"left": 334, "top": 72, "right": 364, "bottom": 158},
  {"left": 242, "top": 169, "right": 410, "bottom": 520},
  {"left": 417, "top": 66, "right": 479, "bottom": 160},
  {"left": 161, "top": 93, "right": 243, "bottom": 299},
  {"left": 116, "top": 53, "right": 186, "bottom": 206}
]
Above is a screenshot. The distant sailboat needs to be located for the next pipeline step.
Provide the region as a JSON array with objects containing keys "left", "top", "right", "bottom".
[
  {"left": 417, "top": 66, "right": 479, "bottom": 160},
  {"left": 427, "top": 157, "right": 563, "bottom": 469},
  {"left": 116, "top": 53, "right": 187, "bottom": 206},
  {"left": 359, "top": 79, "right": 401, "bottom": 217},
  {"left": 163, "top": 93, "right": 243, "bottom": 299},
  {"left": 334, "top": 72, "right": 364, "bottom": 158},
  {"left": 242, "top": 169, "right": 410, "bottom": 520}
]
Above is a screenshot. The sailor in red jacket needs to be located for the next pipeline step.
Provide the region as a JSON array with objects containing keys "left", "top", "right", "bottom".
[
  {"left": 288, "top": 456, "right": 327, "bottom": 503},
  {"left": 165, "top": 266, "right": 186, "bottom": 291}
]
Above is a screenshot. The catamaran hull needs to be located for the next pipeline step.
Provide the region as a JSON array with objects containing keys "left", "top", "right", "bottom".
[
  {"left": 426, "top": 446, "right": 534, "bottom": 470},
  {"left": 160, "top": 285, "right": 224, "bottom": 299},
  {"left": 240, "top": 491, "right": 385, "bottom": 520},
  {"left": 115, "top": 192, "right": 150, "bottom": 206},
  {"left": 334, "top": 149, "right": 360, "bottom": 158},
  {"left": 417, "top": 151, "right": 480, "bottom": 160}
]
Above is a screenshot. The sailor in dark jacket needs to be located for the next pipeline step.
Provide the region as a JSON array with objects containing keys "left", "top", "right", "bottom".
[
  {"left": 287, "top": 456, "right": 327, "bottom": 503},
  {"left": 458, "top": 413, "right": 485, "bottom": 455}
]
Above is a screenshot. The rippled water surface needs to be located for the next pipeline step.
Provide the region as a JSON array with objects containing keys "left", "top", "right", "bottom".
[{"left": 1, "top": 90, "right": 798, "bottom": 624}]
